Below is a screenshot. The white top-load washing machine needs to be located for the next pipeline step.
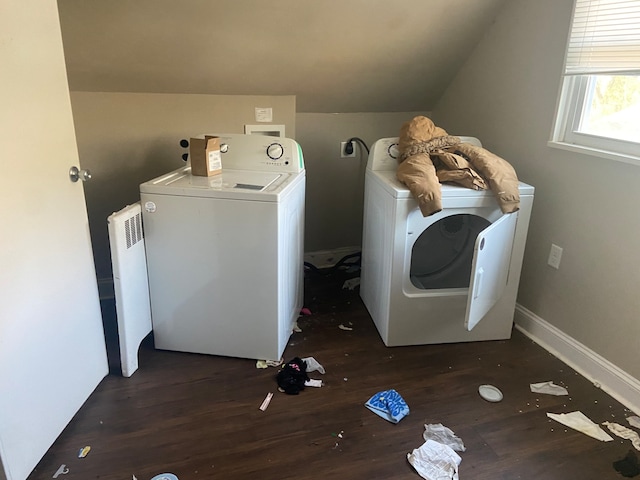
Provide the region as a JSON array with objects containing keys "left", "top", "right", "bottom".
[
  {"left": 360, "top": 137, "right": 534, "bottom": 346},
  {"left": 140, "top": 134, "right": 305, "bottom": 361}
]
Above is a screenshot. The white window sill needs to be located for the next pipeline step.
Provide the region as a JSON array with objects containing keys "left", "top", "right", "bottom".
[{"left": 548, "top": 141, "right": 640, "bottom": 167}]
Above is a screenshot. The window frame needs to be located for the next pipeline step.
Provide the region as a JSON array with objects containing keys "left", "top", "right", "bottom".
[
  {"left": 549, "top": 0, "right": 640, "bottom": 167},
  {"left": 549, "top": 74, "right": 640, "bottom": 167}
]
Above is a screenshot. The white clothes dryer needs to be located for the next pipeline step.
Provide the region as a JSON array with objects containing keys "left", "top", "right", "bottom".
[
  {"left": 140, "top": 134, "right": 305, "bottom": 361},
  {"left": 360, "top": 137, "right": 534, "bottom": 346}
]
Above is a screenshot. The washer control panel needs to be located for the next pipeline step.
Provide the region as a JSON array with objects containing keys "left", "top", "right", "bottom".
[{"left": 196, "top": 133, "right": 304, "bottom": 173}]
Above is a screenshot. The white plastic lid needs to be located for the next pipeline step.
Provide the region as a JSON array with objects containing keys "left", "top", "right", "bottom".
[
  {"left": 478, "top": 384, "right": 503, "bottom": 402},
  {"left": 151, "top": 474, "right": 178, "bottom": 480}
]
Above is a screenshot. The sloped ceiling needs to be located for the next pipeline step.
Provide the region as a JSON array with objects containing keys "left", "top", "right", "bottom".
[{"left": 57, "top": 0, "right": 508, "bottom": 113}]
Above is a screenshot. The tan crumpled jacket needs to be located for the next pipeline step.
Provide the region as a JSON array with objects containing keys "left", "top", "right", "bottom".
[{"left": 396, "top": 116, "right": 520, "bottom": 217}]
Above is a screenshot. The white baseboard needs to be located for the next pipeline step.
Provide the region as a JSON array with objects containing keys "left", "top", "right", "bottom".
[
  {"left": 304, "top": 246, "right": 361, "bottom": 269},
  {"left": 515, "top": 304, "right": 640, "bottom": 414}
]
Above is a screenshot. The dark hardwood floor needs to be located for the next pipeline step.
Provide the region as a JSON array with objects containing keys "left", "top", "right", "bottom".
[{"left": 29, "top": 268, "right": 636, "bottom": 480}]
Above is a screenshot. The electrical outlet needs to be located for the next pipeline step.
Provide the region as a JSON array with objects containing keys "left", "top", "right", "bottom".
[
  {"left": 547, "top": 243, "right": 563, "bottom": 269},
  {"left": 340, "top": 141, "right": 356, "bottom": 158}
]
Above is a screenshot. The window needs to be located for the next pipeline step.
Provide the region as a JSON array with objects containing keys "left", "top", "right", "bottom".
[{"left": 550, "top": 0, "right": 640, "bottom": 165}]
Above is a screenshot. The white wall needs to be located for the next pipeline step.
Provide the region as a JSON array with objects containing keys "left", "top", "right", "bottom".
[
  {"left": 57, "top": 0, "right": 508, "bottom": 113},
  {"left": 296, "top": 112, "right": 429, "bottom": 253},
  {"left": 433, "top": 0, "right": 640, "bottom": 388}
]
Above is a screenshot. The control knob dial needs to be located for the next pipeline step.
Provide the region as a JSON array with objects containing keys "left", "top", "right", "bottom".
[
  {"left": 267, "top": 142, "right": 284, "bottom": 160},
  {"left": 388, "top": 143, "right": 400, "bottom": 160}
]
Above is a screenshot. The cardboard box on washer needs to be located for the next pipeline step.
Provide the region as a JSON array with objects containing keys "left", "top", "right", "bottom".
[{"left": 190, "top": 136, "right": 222, "bottom": 177}]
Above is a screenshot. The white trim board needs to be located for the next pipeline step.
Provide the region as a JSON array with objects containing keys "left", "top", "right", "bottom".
[{"left": 515, "top": 304, "right": 640, "bottom": 415}]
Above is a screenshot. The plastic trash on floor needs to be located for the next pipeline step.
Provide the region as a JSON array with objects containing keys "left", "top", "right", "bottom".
[
  {"left": 302, "top": 357, "right": 326, "bottom": 374},
  {"left": 77, "top": 446, "right": 91, "bottom": 458},
  {"left": 478, "top": 384, "right": 503, "bottom": 402},
  {"left": 53, "top": 465, "right": 69, "bottom": 478},
  {"left": 364, "top": 389, "right": 409, "bottom": 423}
]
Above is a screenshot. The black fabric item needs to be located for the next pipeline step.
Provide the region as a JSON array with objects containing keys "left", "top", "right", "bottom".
[
  {"left": 276, "top": 357, "right": 309, "bottom": 395},
  {"left": 613, "top": 450, "right": 640, "bottom": 477}
]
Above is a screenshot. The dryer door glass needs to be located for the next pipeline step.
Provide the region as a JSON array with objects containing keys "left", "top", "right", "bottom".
[
  {"left": 410, "top": 214, "right": 490, "bottom": 290},
  {"left": 464, "top": 212, "right": 518, "bottom": 331}
]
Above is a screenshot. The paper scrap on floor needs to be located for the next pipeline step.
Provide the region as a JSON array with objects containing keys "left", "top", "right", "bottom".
[
  {"left": 547, "top": 411, "right": 613, "bottom": 441},
  {"left": 342, "top": 277, "right": 360, "bottom": 290},
  {"left": 530, "top": 381, "right": 568, "bottom": 396},
  {"left": 407, "top": 439, "right": 461, "bottom": 480},
  {"left": 603, "top": 422, "right": 640, "bottom": 451},
  {"left": 259, "top": 392, "right": 273, "bottom": 411},
  {"left": 256, "top": 358, "right": 283, "bottom": 369},
  {"left": 77, "top": 445, "right": 91, "bottom": 458},
  {"left": 304, "top": 379, "right": 323, "bottom": 388},
  {"left": 423, "top": 424, "right": 466, "bottom": 452},
  {"left": 53, "top": 465, "right": 69, "bottom": 479},
  {"left": 628, "top": 416, "right": 640, "bottom": 429}
]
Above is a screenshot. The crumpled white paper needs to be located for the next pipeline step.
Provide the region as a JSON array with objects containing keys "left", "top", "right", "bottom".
[
  {"left": 423, "top": 424, "right": 466, "bottom": 452},
  {"left": 547, "top": 411, "right": 613, "bottom": 442},
  {"left": 530, "top": 381, "right": 568, "bottom": 396},
  {"left": 603, "top": 421, "right": 640, "bottom": 450},
  {"left": 407, "top": 439, "right": 461, "bottom": 480}
]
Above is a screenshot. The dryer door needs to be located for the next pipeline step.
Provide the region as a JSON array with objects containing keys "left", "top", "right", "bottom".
[{"left": 464, "top": 212, "right": 518, "bottom": 331}]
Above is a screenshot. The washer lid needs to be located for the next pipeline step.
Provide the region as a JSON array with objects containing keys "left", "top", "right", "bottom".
[
  {"left": 140, "top": 166, "right": 304, "bottom": 201},
  {"left": 184, "top": 169, "right": 282, "bottom": 190}
]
